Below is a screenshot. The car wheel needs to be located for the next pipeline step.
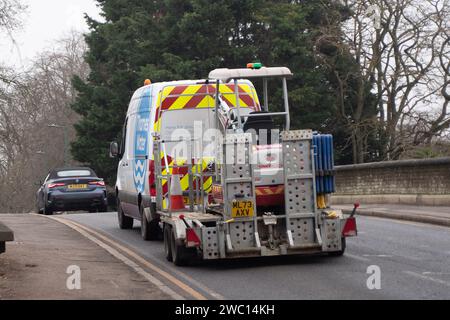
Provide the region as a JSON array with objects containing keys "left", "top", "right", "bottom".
[
  {"left": 44, "top": 206, "right": 53, "bottom": 216},
  {"left": 170, "top": 229, "right": 195, "bottom": 267},
  {"left": 117, "top": 198, "right": 133, "bottom": 230},
  {"left": 140, "top": 205, "right": 160, "bottom": 241},
  {"left": 164, "top": 224, "right": 173, "bottom": 262},
  {"left": 329, "top": 238, "right": 346, "bottom": 257},
  {"left": 99, "top": 205, "right": 108, "bottom": 213}
]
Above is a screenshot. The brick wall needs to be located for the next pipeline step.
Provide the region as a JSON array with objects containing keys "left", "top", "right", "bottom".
[{"left": 333, "top": 158, "right": 450, "bottom": 206}]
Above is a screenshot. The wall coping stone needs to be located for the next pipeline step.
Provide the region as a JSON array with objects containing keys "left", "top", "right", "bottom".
[{"left": 336, "top": 157, "right": 450, "bottom": 172}]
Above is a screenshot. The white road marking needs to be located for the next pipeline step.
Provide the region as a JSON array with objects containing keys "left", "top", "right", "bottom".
[
  {"left": 423, "top": 272, "right": 450, "bottom": 276},
  {"left": 345, "top": 253, "right": 371, "bottom": 262},
  {"left": 404, "top": 271, "right": 450, "bottom": 288},
  {"left": 363, "top": 254, "right": 393, "bottom": 258}
]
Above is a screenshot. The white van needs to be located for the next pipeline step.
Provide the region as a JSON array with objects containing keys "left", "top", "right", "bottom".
[
  {"left": 111, "top": 67, "right": 357, "bottom": 265},
  {"left": 110, "top": 79, "right": 263, "bottom": 240}
]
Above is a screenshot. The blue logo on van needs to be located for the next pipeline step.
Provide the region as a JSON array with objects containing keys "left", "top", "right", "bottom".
[{"left": 133, "top": 87, "right": 152, "bottom": 193}]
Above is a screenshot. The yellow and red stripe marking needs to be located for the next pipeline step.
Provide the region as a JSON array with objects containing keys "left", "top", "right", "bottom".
[
  {"left": 150, "top": 156, "right": 214, "bottom": 203},
  {"left": 154, "top": 83, "right": 260, "bottom": 131}
]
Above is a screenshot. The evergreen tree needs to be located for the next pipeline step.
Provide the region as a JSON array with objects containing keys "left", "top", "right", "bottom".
[{"left": 72, "top": 0, "right": 368, "bottom": 182}]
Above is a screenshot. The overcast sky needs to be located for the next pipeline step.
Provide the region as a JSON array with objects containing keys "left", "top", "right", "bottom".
[{"left": 0, "top": 0, "right": 102, "bottom": 69}]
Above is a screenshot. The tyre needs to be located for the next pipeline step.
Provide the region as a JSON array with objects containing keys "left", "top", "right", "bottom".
[
  {"left": 170, "top": 229, "right": 196, "bottom": 267},
  {"left": 99, "top": 205, "right": 108, "bottom": 213},
  {"left": 43, "top": 206, "right": 53, "bottom": 216},
  {"left": 140, "top": 205, "right": 160, "bottom": 241},
  {"left": 329, "top": 238, "right": 346, "bottom": 257},
  {"left": 117, "top": 197, "right": 133, "bottom": 230},
  {"left": 164, "top": 225, "right": 173, "bottom": 262}
]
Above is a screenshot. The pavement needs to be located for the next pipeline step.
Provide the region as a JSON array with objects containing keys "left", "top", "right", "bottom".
[
  {"left": 334, "top": 204, "right": 450, "bottom": 227},
  {"left": 0, "top": 214, "right": 170, "bottom": 300}
]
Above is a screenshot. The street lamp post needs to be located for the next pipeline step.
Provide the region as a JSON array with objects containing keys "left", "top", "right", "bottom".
[{"left": 48, "top": 124, "right": 69, "bottom": 167}]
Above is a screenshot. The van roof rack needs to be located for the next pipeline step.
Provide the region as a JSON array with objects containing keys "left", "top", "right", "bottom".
[{"left": 209, "top": 67, "right": 293, "bottom": 83}]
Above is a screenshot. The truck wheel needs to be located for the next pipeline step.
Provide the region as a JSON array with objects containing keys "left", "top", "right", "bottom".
[
  {"left": 164, "top": 225, "right": 173, "bottom": 262},
  {"left": 141, "top": 205, "right": 160, "bottom": 241},
  {"left": 329, "top": 238, "right": 346, "bottom": 257},
  {"left": 170, "top": 229, "right": 195, "bottom": 267},
  {"left": 118, "top": 198, "right": 133, "bottom": 230}
]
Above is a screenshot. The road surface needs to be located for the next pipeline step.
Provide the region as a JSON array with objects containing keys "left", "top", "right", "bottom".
[{"left": 60, "top": 212, "right": 450, "bottom": 300}]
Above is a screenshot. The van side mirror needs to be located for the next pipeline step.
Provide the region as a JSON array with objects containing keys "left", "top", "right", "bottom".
[{"left": 110, "top": 141, "right": 119, "bottom": 158}]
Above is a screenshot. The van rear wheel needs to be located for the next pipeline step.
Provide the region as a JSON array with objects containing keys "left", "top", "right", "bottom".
[
  {"left": 164, "top": 225, "right": 173, "bottom": 262},
  {"left": 117, "top": 198, "right": 133, "bottom": 230},
  {"left": 141, "top": 205, "right": 160, "bottom": 241}
]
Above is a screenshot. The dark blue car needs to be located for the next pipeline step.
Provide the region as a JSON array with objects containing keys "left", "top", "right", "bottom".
[{"left": 36, "top": 167, "right": 108, "bottom": 215}]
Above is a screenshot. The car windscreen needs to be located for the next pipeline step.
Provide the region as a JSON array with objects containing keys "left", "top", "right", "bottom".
[{"left": 56, "top": 170, "right": 92, "bottom": 178}]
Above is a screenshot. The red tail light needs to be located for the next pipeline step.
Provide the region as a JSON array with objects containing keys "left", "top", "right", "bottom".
[
  {"left": 186, "top": 228, "right": 201, "bottom": 248},
  {"left": 343, "top": 217, "right": 358, "bottom": 237},
  {"left": 49, "top": 183, "right": 65, "bottom": 189},
  {"left": 89, "top": 181, "right": 105, "bottom": 186},
  {"left": 149, "top": 160, "right": 156, "bottom": 197}
]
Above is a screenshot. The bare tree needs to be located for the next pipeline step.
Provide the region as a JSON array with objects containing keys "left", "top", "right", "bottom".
[
  {"left": 0, "top": 0, "right": 26, "bottom": 84},
  {"left": 0, "top": 0, "right": 25, "bottom": 33},
  {"left": 0, "top": 32, "right": 89, "bottom": 213},
  {"left": 324, "top": 0, "right": 450, "bottom": 162},
  {"left": 377, "top": 0, "right": 450, "bottom": 158},
  {"left": 410, "top": 17, "right": 450, "bottom": 145},
  {"left": 315, "top": 1, "right": 381, "bottom": 164}
]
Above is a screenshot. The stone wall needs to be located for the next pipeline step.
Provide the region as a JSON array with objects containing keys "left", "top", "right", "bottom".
[{"left": 332, "top": 158, "right": 450, "bottom": 206}]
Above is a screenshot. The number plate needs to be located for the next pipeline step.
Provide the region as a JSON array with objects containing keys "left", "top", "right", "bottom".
[
  {"left": 231, "top": 200, "right": 255, "bottom": 218},
  {"left": 68, "top": 184, "right": 88, "bottom": 190}
]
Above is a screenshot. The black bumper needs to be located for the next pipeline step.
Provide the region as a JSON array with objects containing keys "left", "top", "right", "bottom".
[{"left": 48, "top": 190, "right": 107, "bottom": 211}]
